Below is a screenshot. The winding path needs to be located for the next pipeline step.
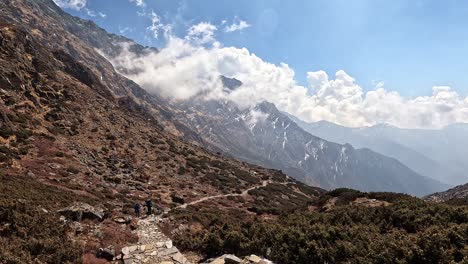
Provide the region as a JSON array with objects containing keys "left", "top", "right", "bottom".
[{"left": 175, "top": 180, "right": 270, "bottom": 210}]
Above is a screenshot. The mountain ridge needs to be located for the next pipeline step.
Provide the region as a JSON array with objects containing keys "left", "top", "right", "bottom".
[{"left": 289, "top": 115, "right": 468, "bottom": 185}]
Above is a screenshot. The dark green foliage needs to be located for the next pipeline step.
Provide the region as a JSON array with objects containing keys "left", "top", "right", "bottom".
[
  {"left": 0, "top": 174, "right": 96, "bottom": 263},
  {"left": 232, "top": 169, "right": 260, "bottom": 184},
  {"left": 173, "top": 192, "right": 468, "bottom": 264},
  {"left": 0, "top": 202, "right": 82, "bottom": 264}
]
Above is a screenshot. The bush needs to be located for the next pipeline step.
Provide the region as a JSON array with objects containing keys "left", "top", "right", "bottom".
[{"left": 173, "top": 193, "right": 468, "bottom": 264}]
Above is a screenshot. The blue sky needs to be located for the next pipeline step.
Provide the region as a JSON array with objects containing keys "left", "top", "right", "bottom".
[{"left": 60, "top": 0, "right": 468, "bottom": 97}]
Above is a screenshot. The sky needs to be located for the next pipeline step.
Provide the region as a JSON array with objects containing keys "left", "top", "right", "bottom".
[{"left": 53, "top": 0, "right": 468, "bottom": 128}]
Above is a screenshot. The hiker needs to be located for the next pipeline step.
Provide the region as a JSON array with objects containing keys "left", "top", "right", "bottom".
[
  {"left": 133, "top": 202, "right": 141, "bottom": 217},
  {"left": 145, "top": 199, "right": 153, "bottom": 215}
]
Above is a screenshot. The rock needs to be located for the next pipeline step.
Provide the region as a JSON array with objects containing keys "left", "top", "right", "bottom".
[
  {"left": 128, "top": 245, "right": 138, "bottom": 253},
  {"left": 209, "top": 254, "right": 242, "bottom": 264},
  {"left": 124, "top": 259, "right": 134, "bottom": 264},
  {"left": 96, "top": 247, "right": 115, "bottom": 261},
  {"left": 160, "top": 247, "right": 178, "bottom": 256},
  {"left": 160, "top": 261, "right": 174, "bottom": 264},
  {"left": 209, "top": 258, "right": 224, "bottom": 264},
  {"left": 172, "top": 252, "right": 186, "bottom": 263},
  {"left": 113, "top": 216, "right": 131, "bottom": 224},
  {"left": 26, "top": 170, "right": 35, "bottom": 177},
  {"left": 171, "top": 194, "right": 185, "bottom": 204},
  {"left": 165, "top": 240, "right": 173, "bottom": 249},
  {"left": 224, "top": 254, "right": 242, "bottom": 264},
  {"left": 156, "top": 241, "right": 165, "bottom": 248},
  {"left": 121, "top": 247, "right": 130, "bottom": 255},
  {"left": 247, "top": 255, "right": 262, "bottom": 263},
  {"left": 58, "top": 203, "right": 105, "bottom": 222}
]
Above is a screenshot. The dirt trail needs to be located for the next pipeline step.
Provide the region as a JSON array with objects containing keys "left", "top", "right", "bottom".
[{"left": 175, "top": 180, "right": 270, "bottom": 210}]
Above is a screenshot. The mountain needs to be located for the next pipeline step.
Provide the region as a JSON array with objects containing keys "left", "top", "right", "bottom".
[
  {"left": 0, "top": 0, "right": 324, "bottom": 261},
  {"left": 289, "top": 116, "right": 468, "bottom": 185},
  {"left": 424, "top": 183, "right": 468, "bottom": 203},
  {"left": 24, "top": 0, "right": 446, "bottom": 196},
  {"left": 170, "top": 96, "right": 447, "bottom": 196},
  {"left": 1, "top": 1, "right": 468, "bottom": 263}
]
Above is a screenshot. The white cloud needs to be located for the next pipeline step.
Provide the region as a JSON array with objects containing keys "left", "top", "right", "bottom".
[
  {"left": 224, "top": 19, "right": 251, "bottom": 33},
  {"left": 53, "top": 0, "right": 86, "bottom": 10},
  {"left": 98, "top": 12, "right": 107, "bottom": 18},
  {"left": 186, "top": 22, "right": 218, "bottom": 45},
  {"left": 130, "top": 0, "right": 145, "bottom": 7},
  {"left": 146, "top": 11, "right": 172, "bottom": 40},
  {"left": 104, "top": 25, "right": 468, "bottom": 129}
]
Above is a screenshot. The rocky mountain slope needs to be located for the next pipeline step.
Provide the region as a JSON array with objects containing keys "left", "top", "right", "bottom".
[
  {"left": 0, "top": 0, "right": 323, "bottom": 262},
  {"left": 172, "top": 96, "right": 447, "bottom": 196},
  {"left": 290, "top": 117, "right": 468, "bottom": 185},
  {"left": 37, "top": 0, "right": 450, "bottom": 196},
  {"left": 424, "top": 182, "right": 468, "bottom": 203}
]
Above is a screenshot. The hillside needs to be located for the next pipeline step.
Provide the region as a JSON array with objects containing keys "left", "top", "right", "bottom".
[
  {"left": 425, "top": 183, "right": 468, "bottom": 204},
  {"left": 0, "top": 0, "right": 467, "bottom": 264},
  {"left": 170, "top": 97, "right": 446, "bottom": 196},
  {"left": 0, "top": 0, "right": 322, "bottom": 262}
]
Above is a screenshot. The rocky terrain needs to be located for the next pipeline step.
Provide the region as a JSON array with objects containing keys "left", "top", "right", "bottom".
[
  {"left": 170, "top": 97, "right": 446, "bottom": 196},
  {"left": 1, "top": 1, "right": 467, "bottom": 264},
  {"left": 424, "top": 182, "right": 468, "bottom": 203},
  {"left": 0, "top": 0, "right": 322, "bottom": 263}
]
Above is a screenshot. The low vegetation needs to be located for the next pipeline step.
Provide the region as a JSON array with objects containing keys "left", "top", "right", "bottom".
[
  {"left": 0, "top": 174, "right": 96, "bottom": 264},
  {"left": 173, "top": 189, "right": 468, "bottom": 264}
]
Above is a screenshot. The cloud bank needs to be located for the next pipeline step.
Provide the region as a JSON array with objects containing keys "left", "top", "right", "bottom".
[{"left": 105, "top": 21, "right": 468, "bottom": 129}]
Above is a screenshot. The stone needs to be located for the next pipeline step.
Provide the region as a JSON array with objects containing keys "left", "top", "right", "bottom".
[
  {"left": 209, "top": 258, "right": 224, "bottom": 264},
  {"left": 165, "top": 240, "right": 173, "bottom": 249},
  {"left": 171, "top": 194, "right": 185, "bottom": 204},
  {"left": 58, "top": 202, "right": 105, "bottom": 222},
  {"left": 145, "top": 244, "right": 154, "bottom": 251},
  {"left": 224, "top": 254, "right": 242, "bottom": 264},
  {"left": 156, "top": 242, "right": 165, "bottom": 248},
  {"left": 172, "top": 252, "right": 186, "bottom": 263},
  {"left": 128, "top": 245, "right": 138, "bottom": 253},
  {"left": 160, "top": 247, "right": 178, "bottom": 257},
  {"left": 96, "top": 247, "right": 115, "bottom": 261},
  {"left": 124, "top": 259, "right": 134, "bottom": 264},
  {"left": 122, "top": 247, "right": 130, "bottom": 255},
  {"left": 248, "top": 255, "right": 262, "bottom": 263},
  {"left": 160, "top": 261, "right": 174, "bottom": 264},
  {"left": 139, "top": 244, "right": 146, "bottom": 251},
  {"left": 114, "top": 216, "right": 131, "bottom": 224}
]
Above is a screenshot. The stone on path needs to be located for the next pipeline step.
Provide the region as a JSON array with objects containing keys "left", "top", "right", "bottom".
[{"left": 118, "top": 215, "right": 192, "bottom": 264}]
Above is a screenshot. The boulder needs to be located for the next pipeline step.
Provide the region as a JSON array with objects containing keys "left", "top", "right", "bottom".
[
  {"left": 58, "top": 203, "right": 105, "bottom": 221},
  {"left": 171, "top": 194, "right": 185, "bottom": 204},
  {"left": 247, "top": 255, "right": 262, "bottom": 263},
  {"left": 96, "top": 247, "right": 115, "bottom": 261},
  {"left": 224, "top": 254, "right": 242, "bottom": 264}
]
